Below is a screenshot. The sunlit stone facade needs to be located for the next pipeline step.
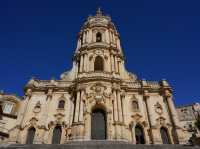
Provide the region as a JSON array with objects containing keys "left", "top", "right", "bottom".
[{"left": 0, "top": 9, "right": 189, "bottom": 144}]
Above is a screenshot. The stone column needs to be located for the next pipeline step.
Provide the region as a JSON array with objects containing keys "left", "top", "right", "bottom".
[
  {"left": 109, "top": 31, "right": 113, "bottom": 43},
  {"left": 92, "top": 31, "right": 95, "bottom": 42},
  {"left": 76, "top": 39, "right": 81, "bottom": 50},
  {"left": 88, "top": 29, "right": 92, "bottom": 43},
  {"left": 143, "top": 89, "right": 154, "bottom": 144},
  {"left": 117, "top": 38, "right": 121, "bottom": 49},
  {"left": 105, "top": 30, "right": 109, "bottom": 43},
  {"left": 114, "top": 56, "right": 119, "bottom": 73},
  {"left": 88, "top": 56, "right": 92, "bottom": 72},
  {"left": 145, "top": 97, "right": 155, "bottom": 126},
  {"left": 111, "top": 54, "right": 115, "bottom": 72},
  {"left": 83, "top": 54, "right": 85, "bottom": 72},
  {"left": 113, "top": 90, "right": 118, "bottom": 122},
  {"left": 118, "top": 61, "right": 121, "bottom": 75},
  {"left": 69, "top": 96, "right": 74, "bottom": 125},
  {"left": 112, "top": 33, "right": 116, "bottom": 44},
  {"left": 84, "top": 54, "right": 88, "bottom": 72},
  {"left": 80, "top": 55, "right": 84, "bottom": 73},
  {"left": 121, "top": 92, "right": 126, "bottom": 123},
  {"left": 84, "top": 105, "right": 91, "bottom": 140},
  {"left": 164, "top": 89, "right": 181, "bottom": 144},
  {"left": 15, "top": 89, "right": 32, "bottom": 143},
  {"left": 86, "top": 30, "right": 89, "bottom": 43},
  {"left": 83, "top": 31, "right": 86, "bottom": 44},
  {"left": 38, "top": 89, "right": 53, "bottom": 144},
  {"left": 79, "top": 91, "right": 84, "bottom": 122},
  {"left": 41, "top": 89, "right": 53, "bottom": 125},
  {"left": 131, "top": 122, "right": 136, "bottom": 144},
  {"left": 121, "top": 61, "right": 125, "bottom": 78},
  {"left": 117, "top": 91, "right": 123, "bottom": 122},
  {"left": 74, "top": 91, "right": 81, "bottom": 123},
  {"left": 165, "top": 90, "right": 180, "bottom": 126}
]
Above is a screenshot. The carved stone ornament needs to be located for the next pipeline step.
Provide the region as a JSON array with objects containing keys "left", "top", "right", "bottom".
[
  {"left": 88, "top": 83, "right": 110, "bottom": 104},
  {"left": 54, "top": 113, "right": 65, "bottom": 121},
  {"left": 33, "top": 101, "right": 41, "bottom": 113},
  {"left": 29, "top": 117, "right": 38, "bottom": 126},
  {"left": 131, "top": 113, "right": 142, "bottom": 121},
  {"left": 94, "top": 49, "right": 103, "bottom": 55},
  {"left": 156, "top": 116, "right": 166, "bottom": 126},
  {"left": 154, "top": 102, "right": 163, "bottom": 115}
]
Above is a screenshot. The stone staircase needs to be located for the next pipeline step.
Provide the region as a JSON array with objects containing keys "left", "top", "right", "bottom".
[{"left": 0, "top": 141, "right": 199, "bottom": 149}]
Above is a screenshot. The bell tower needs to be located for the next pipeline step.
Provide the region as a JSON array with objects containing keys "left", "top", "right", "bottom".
[
  {"left": 63, "top": 8, "right": 137, "bottom": 141},
  {"left": 73, "top": 8, "right": 125, "bottom": 76}
]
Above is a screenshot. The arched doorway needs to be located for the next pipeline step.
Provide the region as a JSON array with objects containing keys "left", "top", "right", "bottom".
[
  {"left": 160, "top": 127, "right": 171, "bottom": 144},
  {"left": 26, "top": 127, "right": 36, "bottom": 144},
  {"left": 135, "top": 124, "right": 145, "bottom": 144},
  {"left": 52, "top": 125, "right": 62, "bottom": 144},
  {"left": 91, "top": 109, "right": 106, "bottom": 140}
]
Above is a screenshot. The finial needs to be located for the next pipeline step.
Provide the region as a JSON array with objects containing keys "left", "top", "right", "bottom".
[
  {"left": 0, "top": 90, "right": 4, "bottom": 95},
  {"left": 96, "top": 7, "right": 102, "bottom": 16}
]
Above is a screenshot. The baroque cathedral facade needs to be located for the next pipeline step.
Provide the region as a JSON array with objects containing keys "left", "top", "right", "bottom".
[{"left": 0, "top": 9, "right": 189, "bottom": 144}]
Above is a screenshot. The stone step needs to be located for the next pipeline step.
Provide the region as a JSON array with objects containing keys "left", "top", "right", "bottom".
[{"left": 0, "top": 141, "right": 199, "bottom": 149}]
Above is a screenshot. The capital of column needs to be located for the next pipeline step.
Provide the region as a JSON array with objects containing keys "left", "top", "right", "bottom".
[
  {"left": 76, "top": 86, "right": 86, "bottom": 92},
  {"left": 163, "top": 89, "right": 172, "bottom": 98},
  {"left": 121, "top": 90, "right": 126, "bottom": 97},
  {"left": 46, "top": 88, "right": 53, "bottom": 98},
  {"left": 112, "top": 83, "right": 120, "bottom": 91},
  {"left": 25, "top": 89, "right": 32, "bottom": 97},
  {"left": 143, "top": 90, "right": 150, "bottom": 98}
]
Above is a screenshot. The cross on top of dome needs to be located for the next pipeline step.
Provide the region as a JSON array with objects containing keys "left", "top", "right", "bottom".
[{"left": 96, "top": 7, "right": 103, "bottom": 17}]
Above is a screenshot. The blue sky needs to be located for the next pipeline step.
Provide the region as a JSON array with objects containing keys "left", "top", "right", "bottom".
[{"left": 0, "top": 0, "right": 199, "bottom": 106}]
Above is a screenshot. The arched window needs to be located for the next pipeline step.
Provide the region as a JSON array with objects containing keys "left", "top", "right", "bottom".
[
  {"left": 52, "top": 125, "right": 62, "bottom": 144},
  {"left": 96, "top": 32, "right": 102, "bottom": 42},
  {"left": 58, "top": 100, "right": 65, "bottom": 109},
  {"left": 160, "top": 127, "right": 171, "bottom": 144},
  {"left": 135, "top": 124, "right": 145, "bottom": 144},
  {"left": 94, "top": 56, "right": 104, "bottom": 71},
  {"left": 26, "top": 127, "right": 36, "bottom": 144},
  {"left": 132, "top": 101, "right": 139, "bottom": 110}
]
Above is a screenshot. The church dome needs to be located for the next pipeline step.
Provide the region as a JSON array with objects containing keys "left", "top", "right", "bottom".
[{"left": 80, "top": 8, "right": 118, "bottom": 34}]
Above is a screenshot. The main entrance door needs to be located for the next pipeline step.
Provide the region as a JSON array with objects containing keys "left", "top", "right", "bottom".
[{"left": 91, "top": 109, "right": 106, "bottom": 140}]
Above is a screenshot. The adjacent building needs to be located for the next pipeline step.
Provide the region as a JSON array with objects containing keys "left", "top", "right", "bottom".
[
  {"left": 0, "top": 92, "right": 20, "bottom": 141},
  {"left": 176, "top": 103, "right": 200, "bottom": 140}
]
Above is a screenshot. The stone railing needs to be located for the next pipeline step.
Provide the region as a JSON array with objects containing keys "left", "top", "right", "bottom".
[
  {"left": 122, "top": 81, "right": 141, "bottom": 88},
  {"left": 146, "top": 81, "right": 160, "bottom": 89},
  {"left": 122, "top": 81, "right": 161, "bottom": 90},
  {"left": 82, "top": 42, "right": 117, "bottom": 49},
  {"left": 77, "top": 72, "right": 121, "bottom": 80},
  {"left": 26, "top": 79, "right": 72, "bottom": 88}
]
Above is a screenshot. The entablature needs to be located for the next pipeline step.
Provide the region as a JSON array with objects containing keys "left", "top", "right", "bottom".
[
  {"left": 24, "top": 79, "right": 74, "bottom": 93},
  {"left": 121, "top": 80, "right": 172, "bottom": 94}
]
